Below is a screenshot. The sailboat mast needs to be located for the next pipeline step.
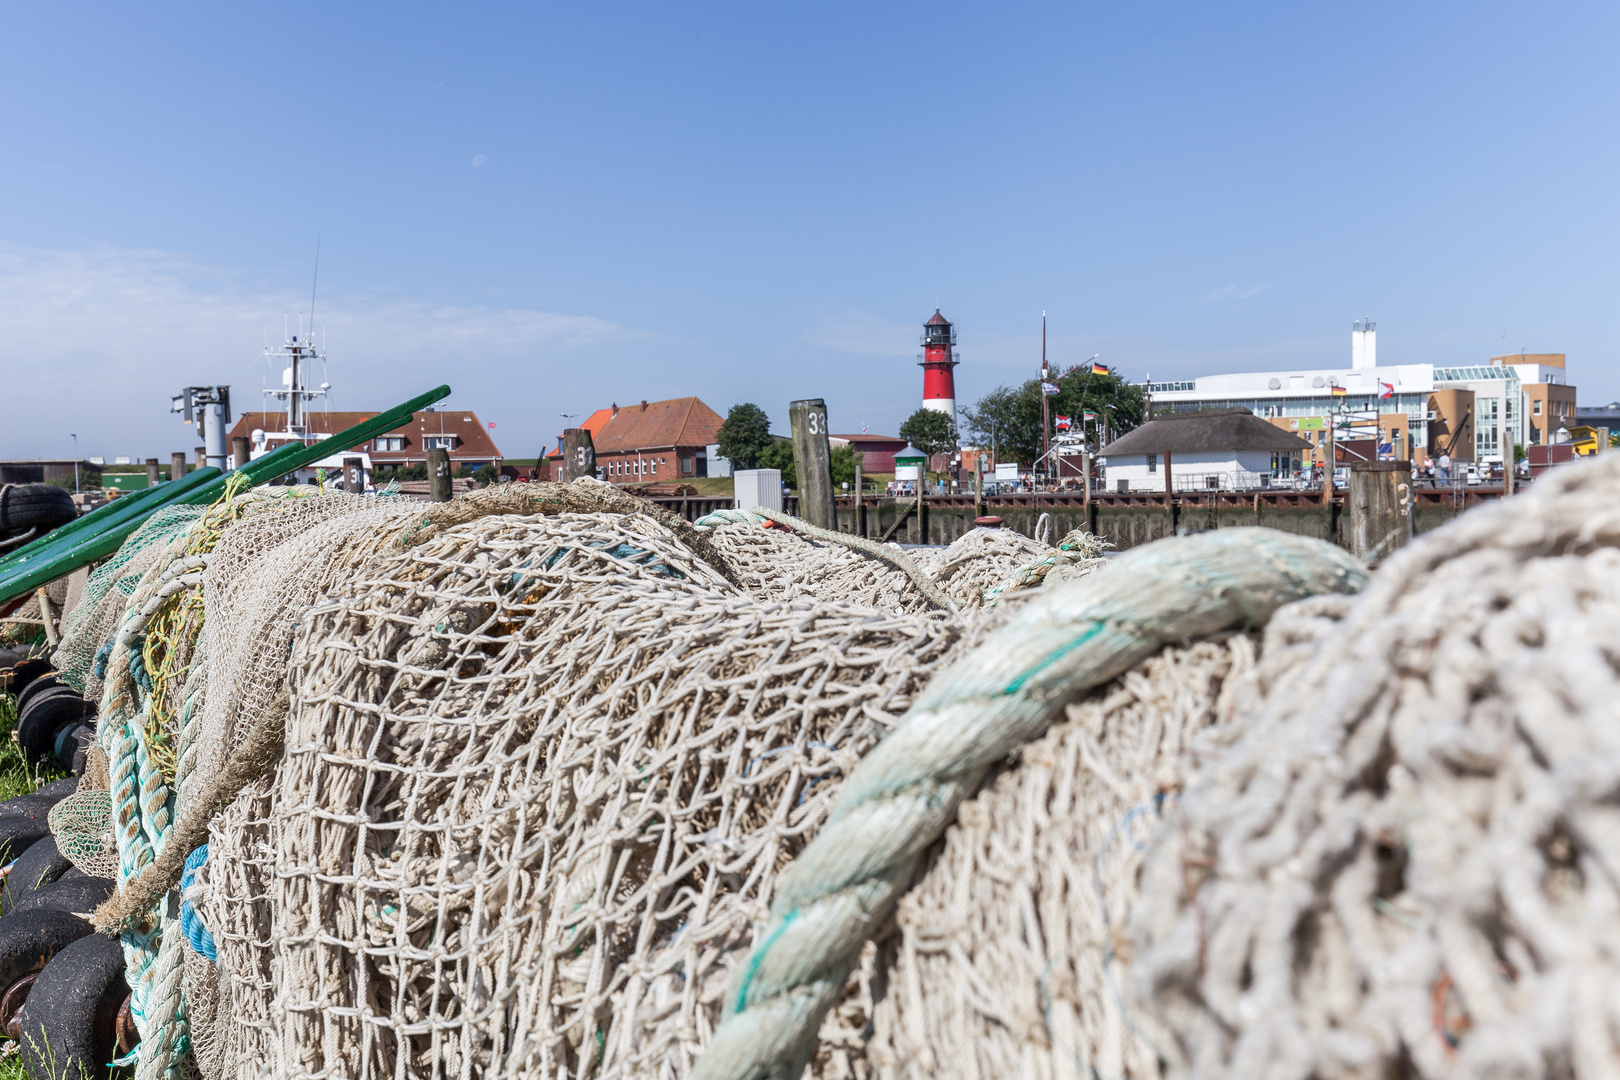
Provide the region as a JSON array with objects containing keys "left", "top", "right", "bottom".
[{"left": 1041, "top": 312, "right": 1050, "bottom": 473}]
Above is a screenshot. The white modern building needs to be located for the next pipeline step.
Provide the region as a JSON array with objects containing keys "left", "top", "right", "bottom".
[{"left": 1145, "top": 322, "right": 1576, "bottom": 466}]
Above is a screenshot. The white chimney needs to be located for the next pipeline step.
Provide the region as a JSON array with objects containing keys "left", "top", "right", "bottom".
[{"left": 1351, "top": 318, "right": 1376, "bottom": 370}]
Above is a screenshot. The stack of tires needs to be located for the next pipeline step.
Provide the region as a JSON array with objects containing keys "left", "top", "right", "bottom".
[
  {"left": 12, "top": 669, "right": 95, "bottom": 779},
  {"left": 0, "top": 485, "right": 77, "bottom": 550},
  {"left": 0, "top": 664, "right": 126, "bottom": 1078}
]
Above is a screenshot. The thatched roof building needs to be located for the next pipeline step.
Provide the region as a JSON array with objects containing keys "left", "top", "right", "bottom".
[{"left": 1102, "top": 408, "right": 1311, "bottom": 456}]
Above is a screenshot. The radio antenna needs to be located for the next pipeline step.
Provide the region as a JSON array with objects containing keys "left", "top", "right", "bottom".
[{"left": 307, "top": 237, "right": 321, "bottom": 340}]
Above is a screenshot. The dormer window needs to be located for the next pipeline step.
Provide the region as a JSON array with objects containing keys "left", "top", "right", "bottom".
[{"left": 423, "top": 436, "right": 459, "bottom": 451}]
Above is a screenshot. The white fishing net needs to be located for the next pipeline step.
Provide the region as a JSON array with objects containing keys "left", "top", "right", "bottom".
[
  {"left": 53, "top": 456, "right": 1620, "bottom": 1080},
  {"left": 54, "top": 504, "right": 206, "bottom": 699},
  {"left": 191, "top": 509, "right": 982, "bottom": 1078},
  {"left": 1124, "top": 453, "right": 1620, "bottom": 1080}
]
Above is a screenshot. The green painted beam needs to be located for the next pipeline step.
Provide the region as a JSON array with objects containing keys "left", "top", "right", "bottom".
[{"left": 0, "top": 384, "right": 451, "bottom": 607}]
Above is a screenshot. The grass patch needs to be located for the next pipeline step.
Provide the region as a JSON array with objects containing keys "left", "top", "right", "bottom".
[{"left": 0, "top": 693, "right": 66, "bottom": 801}]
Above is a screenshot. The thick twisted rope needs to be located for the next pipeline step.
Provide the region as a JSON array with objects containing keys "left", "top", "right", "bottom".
[{"left": 690, "top": 528, "right": 1368, "bottom": 1080}]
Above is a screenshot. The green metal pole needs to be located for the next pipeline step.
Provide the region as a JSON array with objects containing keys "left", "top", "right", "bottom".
[
  {"left": 0, "top": 470, "right": 195, "bottom": 570},
  {"left": 0, "top": 385, "right": 450, "bottom": 606},
  {"left": 0, "top": 467, "right": 226, "bottom": 580},
  {"left": 0, "top": 437, "right": 318, "bottom": 577}
]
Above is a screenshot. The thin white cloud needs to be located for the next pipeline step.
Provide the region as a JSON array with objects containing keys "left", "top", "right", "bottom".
[
  {"left": 1195, "top": 283, "right": 1270, "bottom": 304},
  {"left": 802, "top": 308, "right": 918, "bottom": 357},
  {"left": 0, "top": 243, "right": 644, "bottom": 459}
]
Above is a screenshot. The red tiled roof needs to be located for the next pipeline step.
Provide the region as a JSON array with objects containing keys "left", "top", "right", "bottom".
[
  {"left": 226, "top": 410, "right": 504, "bottom": 459},
  {"left": 547, "top": 398, "right": 723, "bottom": 459},
  {"left": 596, "top": 398, "right": 723, "bottom": 453},
  {"left": 546, "top": 408, "right": 614, "bottom": 461}
]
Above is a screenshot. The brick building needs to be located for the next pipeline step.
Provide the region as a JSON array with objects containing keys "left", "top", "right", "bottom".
[
  {"left": 227, "top": 409, "right": 503, "bottom": 471},
  {"left": 828, "top": 434, "right": 907, "bottom": 473},
  {"left": 549, "top": 398, "right": 724, "bottom": 483}
]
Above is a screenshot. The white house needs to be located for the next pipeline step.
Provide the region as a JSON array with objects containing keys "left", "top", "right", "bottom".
[{"left": 1100, "top": 408, "right": 1313, "bottom": 492}]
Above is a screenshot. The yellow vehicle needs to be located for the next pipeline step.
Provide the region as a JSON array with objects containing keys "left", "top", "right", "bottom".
[{"left": 1567, "top": 425, "right": 1620, "bottom": 457}]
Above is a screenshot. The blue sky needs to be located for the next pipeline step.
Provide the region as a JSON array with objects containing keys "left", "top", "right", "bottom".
[{"left": 2, "top": 2, "right": 1616, "bottom": 460}]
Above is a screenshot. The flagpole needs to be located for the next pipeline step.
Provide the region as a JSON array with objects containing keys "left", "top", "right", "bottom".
[{"left": 1040, "top": 312, "right": 1049, "bottom": 485}]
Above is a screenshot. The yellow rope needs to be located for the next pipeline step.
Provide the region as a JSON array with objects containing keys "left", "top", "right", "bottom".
[{"left": 139, "top": 473, "right": 254, "bottom": 780}]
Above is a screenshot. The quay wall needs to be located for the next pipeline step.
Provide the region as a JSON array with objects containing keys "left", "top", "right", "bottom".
[{"left": 649, "top": 489, "right": 1496, "bottom": 552}]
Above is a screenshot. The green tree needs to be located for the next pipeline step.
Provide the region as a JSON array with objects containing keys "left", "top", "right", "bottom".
[
  {"left": 898, "top": 408, "right": 958, "bottom": 458},
  {"left": 752, "top": 441, "right": 859, "bottom": 492},
  {"left": 717, "top": 403, "right": 774, "bottom": 470},
  {"left": 829, "top": 444, "right": 861, "bottom": 490},
  {"left": 960, "top": 368, "right": 1146, "bottom": 466},
  {"left": 757, "top": 439, "right": 796, "bottom": 487}
]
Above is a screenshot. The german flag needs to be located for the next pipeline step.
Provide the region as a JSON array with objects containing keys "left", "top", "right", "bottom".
[
  {"left": 1331, "top": 385, "right": 1349, "bottom": 397},
  {"left": 1090, "top": 362, "right": 1109, "bottom": 376}
]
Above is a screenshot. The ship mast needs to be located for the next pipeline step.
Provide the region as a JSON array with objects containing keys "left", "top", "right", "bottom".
[{"left": 263, "top": 327, "right": 328, "bottom": 439}]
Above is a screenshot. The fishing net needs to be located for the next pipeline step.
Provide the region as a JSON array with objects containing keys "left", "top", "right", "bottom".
[
  {"left": 54, "top": 454, "right": 1620, "bottom": 1080},
  {"left": 699, "top": 517, "right": 1091, "bottom": 612},
  {"left": 188, "top": 508, "right": 980, "bottom": 1079},
  {"left": 0, "top": 565, "right": 77, "bottom": 651},
  {"left": 55, "top": 503, "right": 207, "bottom": 699},
  {"left": 846, "top": 599, "right": 1348, "bottom": 1080},
  {"left": 1125, "top": 452, "right": 1620, "bottom": 1080}
]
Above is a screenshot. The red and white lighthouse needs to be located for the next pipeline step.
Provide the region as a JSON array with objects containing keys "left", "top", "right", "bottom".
[{"left": 919, "top": 309, "right": 960, "bottom": 428}]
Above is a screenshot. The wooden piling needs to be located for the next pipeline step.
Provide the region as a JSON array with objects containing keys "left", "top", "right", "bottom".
[
  {"left": 561, "top": 428, "right": 597, "bottom": 483},
  {"left": 788, "top": 398, "right": 835, "bottom": 530},
  {"left": 342, "top": 456, "right": 365, "bottom": 493},
  {"left": 1348, "top": 460, "right": 1411, "bottom": 565},
  {"left": 427, "top": 449, "right": 453, "bottom": 502}
]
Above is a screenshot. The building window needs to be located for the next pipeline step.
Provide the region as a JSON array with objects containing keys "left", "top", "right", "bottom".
[
  {"left": 680, "top": 456, "right": 694, "bottom": 475},
  {"left": 423, "top": 435, "right": 458, "bottom": 451},
  {"left": 1477, "top": 398, "right": 1500, "bottom": 458},
  {"left": 1533, "top": 400, "right": 1542, "bottom": 416},
  {"left": 374, "top": 436, "right": 405, "bottom": 453},
  {"left": 1146, "top": 453, "right": 1157, "bottom": 473}
]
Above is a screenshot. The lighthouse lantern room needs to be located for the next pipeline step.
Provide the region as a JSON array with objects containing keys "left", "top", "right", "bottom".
[{"left": 919, "top": 309, "right": 960, "bottom": 428}]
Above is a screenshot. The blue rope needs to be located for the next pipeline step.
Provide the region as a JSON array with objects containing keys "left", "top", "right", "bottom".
[
  {"left": 93, "top": 637, "right": 115, "bottom": 681},
  {"left": 179, "top": 844, "right": 217, "bottom": 963}
]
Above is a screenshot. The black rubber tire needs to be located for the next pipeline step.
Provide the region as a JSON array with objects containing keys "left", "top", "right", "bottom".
[
  {"left": 0, "top": 818, "right": 54, "bottom": 866},
  {"left": 0, "top": 908, "right": 97, "bottom": 995},
  {"left": 0, "top": 794, "right": 61, "bottom": 820},
  {"left": 4, "top": 658, "right": 53, "bottom": 700},
  {"left": 16, "top": 688, "right": 89, "bottom": 768},
  {"left": 5, "top": 838, "right": 73, "bottom": 902},
  {"left": 52, "top": 722, "right": 93, "bottom": 776},
  {"left": 15, "top": 930, "right": 126, "bottom": 1080},
  {"left": 33, "top": 777, "right": 78, "bottom": 802},
  {"left": 13, "top": 674, "right": 62, "bottom": 719},
  {"left": 0, "top": 485, "right": 76, "bottom": 538},
  {"left": 0, "top": 790, "right": 68, "bottom": 867},
  {"left": 10, "top": 874, "right": 114, "bottom": 917}
]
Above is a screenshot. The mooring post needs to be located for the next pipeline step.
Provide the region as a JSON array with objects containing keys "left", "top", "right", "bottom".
[
  {"left": 788, "top": 398, "right": 835, "bottom": 530},
  {"left": 171, "top": 452, "right": 188, "bottom": 482},
  {"left": 973, "top": 454, "right": 985, "bottom": 520},
  {"left": 146, "top": 458, "right": 160, "bottom": 488},
  {"left": 561, "top": 428, "right": 597, "bottom": 483},
  {"left": 343, "top": 456, "right": 365, "bottom": 493},
  {"left": 231, "top": 436, "right": 251, "bottom": 471},
  {"left": 1349, "top": 460, "right": 1411, "bottom": 566},
  {"left": 853, "top": 459, "right": 863, "bottom": 536},
  {"left": 427, "top": 449, "right": 453, "bottom": 502}
]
